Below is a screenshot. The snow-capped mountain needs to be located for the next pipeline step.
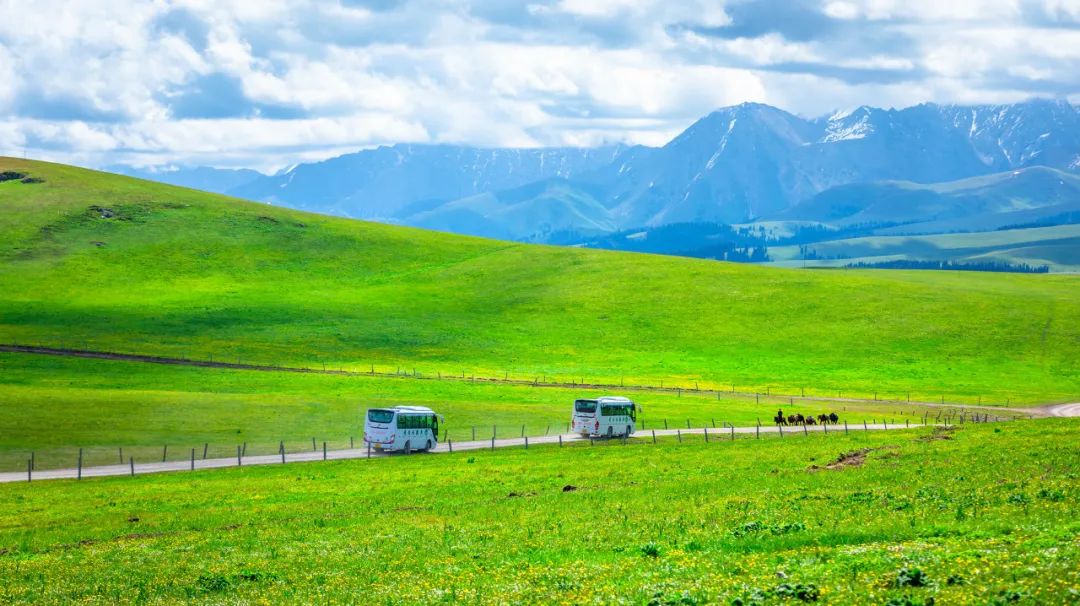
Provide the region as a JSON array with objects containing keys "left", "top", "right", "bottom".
[{"left": 112, "top": 100, "right": 1079, "bottom": 241}]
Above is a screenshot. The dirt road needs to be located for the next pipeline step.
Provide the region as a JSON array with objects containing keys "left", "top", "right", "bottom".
[{"left": 0, "top": 422, "right": 927, "bottom": 484}]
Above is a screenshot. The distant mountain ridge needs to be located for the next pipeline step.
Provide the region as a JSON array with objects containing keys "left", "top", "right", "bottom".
[
  {"left": 228, "top": 143, "right": 626, "bottom": 220},
  {"left": 109, "top": 99, "right": 1080, "bottom": 244}
]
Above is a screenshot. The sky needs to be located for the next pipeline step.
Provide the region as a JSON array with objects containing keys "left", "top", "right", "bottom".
[{"left": 1, "top": 0, "right": 1078, "bottom": 172}]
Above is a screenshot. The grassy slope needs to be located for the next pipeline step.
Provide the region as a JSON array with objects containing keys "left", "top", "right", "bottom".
[
  {"left": 768, "top": 224, "right": 1080, "bottom": 272},
  {"left": 0, "top": 352, "right": 963, "bottom": 471},
  {"left": 2, "top": 158, "right": 1079, "bottom": 404},
  {"left": 1, "top": 422, "right": 1077, "bottom": 604}
]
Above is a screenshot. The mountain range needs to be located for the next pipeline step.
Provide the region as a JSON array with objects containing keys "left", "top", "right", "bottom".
[{"left": 113, "top": 99, "right": 1080, "bottom": 261}]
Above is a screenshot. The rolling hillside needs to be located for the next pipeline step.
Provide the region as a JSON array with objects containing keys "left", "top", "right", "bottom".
[
  {"left": 768, "top": 224, "right": 1080, "bottom": 273},
  {"left": 778, "top": 167, "right": 1080, "bottom": 233},
  {"left": 2, "top": 157, "right": 1080, "bottom": 403}
]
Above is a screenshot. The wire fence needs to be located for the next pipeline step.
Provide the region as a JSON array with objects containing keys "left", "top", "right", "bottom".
[
  {"left": 2, "top": 408, "right": 1014, "bottom": 475},
  {"left": 0, "top": 342, "right": 1056, "bottom": 408}
]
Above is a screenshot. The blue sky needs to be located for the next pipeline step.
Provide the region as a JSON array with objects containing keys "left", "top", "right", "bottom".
[{"left": 1, "top": 0, "right": 1078, "bottom": 171}]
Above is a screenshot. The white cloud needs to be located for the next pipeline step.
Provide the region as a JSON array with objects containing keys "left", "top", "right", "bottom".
[{"left": 0, "top": 0, "right": 1074, "bottom": 170}]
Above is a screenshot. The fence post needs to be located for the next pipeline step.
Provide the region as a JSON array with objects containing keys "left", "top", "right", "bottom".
[
  {"left": 863, "top": 420, "right": 868, "bottom": 431},
  {"left": 524, "top": 436, "right": 529, "bottom": 450},
  {"left": 545, "top": 425, "right": 550, "bottom": 436},
  {"left": 203, "top": 443, "right": 208, "bottom": 459},
  {"left": 237, "top": 445, "right": 242, "bottom": 466},
  {"left": 779, "top": 424, "right": 783, "bottom": 438},
  {"left": 492, "top": 425, "right": 496, "bottom": 439},
  {"left": 491, "top": 436, "right": 495, "bottom": 451},
  {"left": 119, "top": 447, "right": 123, "bottom": 464},
  {"left": 755, "top": 424, "right": 760, "bottom": 439},
  {"left": 77, "top": 448, "right": 82, "bottom": 481},
  {"left": 884, "top": 420, "right": 888, "bottom": 430},
  {"left": 677, "top": 430, "right": 682, "bottom": 443},
  {"left": 704, "top": 427, "right": 709, "bottom": 442},
  {"left": 906, "top": 419, "right": 909, "bottom": 428},
  {"left": 367, "top": 443, "right": 371, "bottom": 458},
  {"left": 803, "top": 423, "right": 808, "bottom": 436},
  {"left": 711, "top": 418, "right": 716, "bottom": 428},
  {"left": 31, "top": 451, "right": 34, "bottom": 471},
  {"left": 558, "top": 435, "right": 563, "bottom": 448},
  {"left": 350, "top": 436, "right": 354, "bottom": 449},
  {"left": 664, "top": 419, "right": 668, "bottom": 430},
  {"left": 844, "top": 421, "right": 848, "bottom": 434},
  {"left": 312, "top": 437, "right": 316, "bottom": 451},
  {"left": 162, "top": 444, "right": 168, "bottom": 462},
  {"left": 242, "top": 442, "right": 247, "bottom": 457},
  {"left": 281, "top": 442, "right": 286, "bottom": 464},
  {"left": 130, "top": 457, "right": 135, "bottom": 476},
  {"left": 323, "top": 442, "right": 327, "bottom": 461},
  {"left": 27, "top": 459, "right": 31, "bottom": 483},
  {"left": 686, "top": 419, "right": 690, "bottom": 429},
  {"left": 731, "top": 425, "right": 735, "bottom": 441},
  {"left": 190, "top": 448, "right": 195, "bottom": 471},
  {"left": 520, "top": 425, "right": 525, "bottom": 437}
]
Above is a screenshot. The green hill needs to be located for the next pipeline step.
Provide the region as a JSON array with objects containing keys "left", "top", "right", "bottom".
[
  {"left": 778, "top": 166, "right": 1080, "bottom": 233},
  {"left": 1, "top": 157, "right": 1080, "bottom": 403}
]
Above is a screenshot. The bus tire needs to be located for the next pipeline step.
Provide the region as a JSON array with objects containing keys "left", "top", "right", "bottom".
[
  {"left": 625, "top": 426, "right": 632, "bottom": 437},
  {"left": 606, "top": 426, "right": 613, "bottom": 439},
  {"left": 426, "top": 439, "right": 433, "bottom": 452},
  {"left": 403, "top": 441, "right": 411, "bottom": 455}
]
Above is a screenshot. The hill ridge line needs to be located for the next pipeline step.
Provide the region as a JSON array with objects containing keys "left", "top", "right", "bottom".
[{"left": 0, "top": 343, "right": 1044, "bottom": 414}]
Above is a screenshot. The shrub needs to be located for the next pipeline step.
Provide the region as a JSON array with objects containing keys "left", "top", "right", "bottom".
[
  {"left": 640, "top": 542, "right": 662, "bottom": 558},
  {"left": 896, "top": 567, "right": 928, "bottom": 588}
]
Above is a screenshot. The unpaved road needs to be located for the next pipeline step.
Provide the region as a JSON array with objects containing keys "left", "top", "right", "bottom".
[
  {"left": 1040, "top": 403, "right": 1080, "bottom": 417},
  {"left": 1, "top": 423, "right": 930, "bottom": 483}
]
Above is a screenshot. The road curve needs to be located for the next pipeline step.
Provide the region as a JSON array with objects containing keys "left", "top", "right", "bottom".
[
  {"left": 1, "top": 422, "right": 933, "bottom": 484},
  {"left": 1039, "top": 403, "right": 1080, "bottom": 417}
]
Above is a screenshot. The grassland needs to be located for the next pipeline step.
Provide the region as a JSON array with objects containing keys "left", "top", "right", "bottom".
[
  {"left": 0, "top": 352, "right": 965, "bottom": 472},
  {"left": 767, "top": 224, "right": 1080, "bottom": 272},
  {"left": 1, "top": 157, "right": 1079, "bottom": 406},
  {"left": 2, "top": 421, "right": 1077, "bottom": 604}
]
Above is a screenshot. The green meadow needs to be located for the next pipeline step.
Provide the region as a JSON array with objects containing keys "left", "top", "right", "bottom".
[
  {"left": 0, "top": 352, "right": 959, "bottom": 472},
  {"left": 1, "top": 421, "right": 1077, "bottom": 604},
  {"left": 1, "top": 158, "right": 1079, "bottom": 406}
]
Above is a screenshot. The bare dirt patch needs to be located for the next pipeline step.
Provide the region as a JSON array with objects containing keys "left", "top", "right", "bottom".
[
  {"left": 917, "top": 426, "right": 956, "bottom": 442},
  {"left": 808, "top": 448, "right": 877, "bottom": 472}
]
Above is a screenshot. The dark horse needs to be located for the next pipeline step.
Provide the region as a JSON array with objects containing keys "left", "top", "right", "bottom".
[{"left": 774, "top": 409, "right": 788, "bottom": 426}]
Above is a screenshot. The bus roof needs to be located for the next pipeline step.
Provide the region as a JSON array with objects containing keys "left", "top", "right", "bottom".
[
  {"left": 390, "top": 405, "right": 437, "bottom": 414},
  {"left": 578, "top": 396, "right": 633, "bottom": 404}
]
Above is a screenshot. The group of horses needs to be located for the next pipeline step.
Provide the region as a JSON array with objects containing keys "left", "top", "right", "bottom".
[{"left": 773, "top": 410, "right": 839, "bottom": 426}]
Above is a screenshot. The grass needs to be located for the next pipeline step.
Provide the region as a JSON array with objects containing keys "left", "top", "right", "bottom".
[
  {"left": 1, "top": 158, "right": 1079, "bottom": 406},
  {"left": 1, "top": 421, "right": 1077, "bottom": 604},
  {"left": 0, "top": 352, "right": 966, "bottom": 472},
  {"left": 767, "top": 224, "right": 1080, "bottom": 272}
]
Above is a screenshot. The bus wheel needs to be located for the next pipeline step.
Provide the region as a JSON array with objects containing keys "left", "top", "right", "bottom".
[
  {"left": 606, "top": 426, "right": 613, "bottom": 439},
  {"left": 403, "top": 441, "right": 412, "bottom": 455},
  {"left": 625, "top": 426, "right": 632, "bottom": 437},
  {"left": 426, "top": 439, "right": 433, "bottom": 452}
]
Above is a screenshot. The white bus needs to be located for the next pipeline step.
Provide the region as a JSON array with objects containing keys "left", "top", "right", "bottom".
[
  {"left": 572, "top": 396, "right": 638, "bottom": 438},
  {"left": 363, "top": 406, "right": 442, "bottom": 453}
]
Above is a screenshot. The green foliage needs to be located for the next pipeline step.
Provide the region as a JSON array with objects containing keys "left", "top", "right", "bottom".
[
  {"left": 895, "top": 567, "right": 929, "bottom": 588},
  {"left": 1, "top": 158, "right": 1079, "bottom": 406},
  {"left": 0, "top": 422, "right": 1077, "bottom": 604}
]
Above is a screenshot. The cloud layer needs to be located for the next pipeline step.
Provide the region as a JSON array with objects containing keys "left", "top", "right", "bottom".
[{"left": 1, "top": 0, "right": 1078, "bottom": 171}]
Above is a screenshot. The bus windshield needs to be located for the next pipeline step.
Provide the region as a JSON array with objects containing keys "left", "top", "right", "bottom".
[
  {"left": 574, "top": 400, "right": 597, "bottom": 414},
  {"left": 367, "top": 409, "right": 395, "bottom": 424},
  {"left": 601, "top": 404, "right": 635, "bottom": 418}
]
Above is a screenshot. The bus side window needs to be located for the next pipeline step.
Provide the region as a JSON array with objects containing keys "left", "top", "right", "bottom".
[{"left": 397, "top": 415, "right": 405, "bottom": 429}]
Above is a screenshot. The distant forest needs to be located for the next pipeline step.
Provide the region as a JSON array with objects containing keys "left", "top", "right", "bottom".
[{"left": 844, "top": 260, "right": 1049, "bottom": 273}]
